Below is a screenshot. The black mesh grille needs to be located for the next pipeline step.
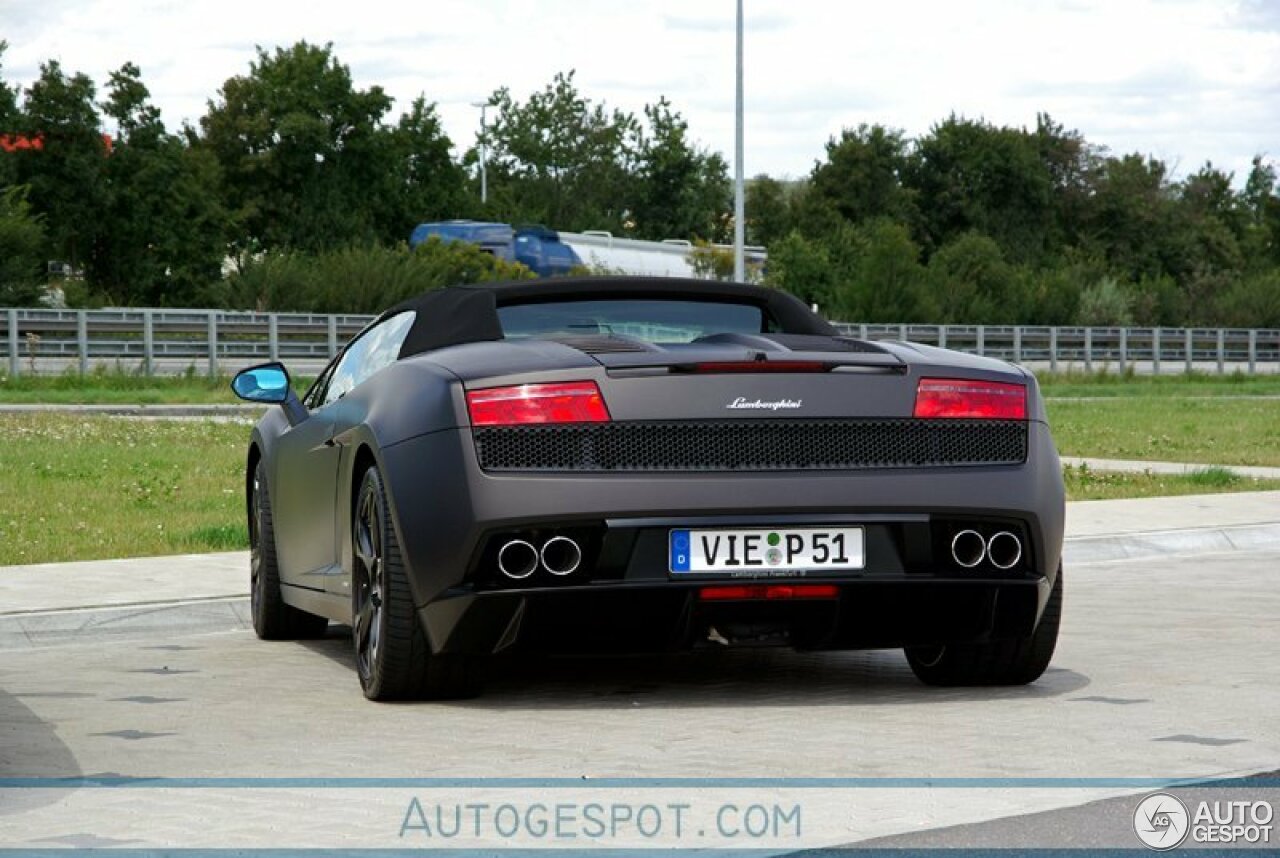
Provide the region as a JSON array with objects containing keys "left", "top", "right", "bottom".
[{"left": 474, "top": 419, "right": 1028, "bottom": 472}]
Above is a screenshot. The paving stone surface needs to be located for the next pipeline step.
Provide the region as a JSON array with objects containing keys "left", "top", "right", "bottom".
[{"left": 1, "top": 550, "right": 1277, "bottom": 848}]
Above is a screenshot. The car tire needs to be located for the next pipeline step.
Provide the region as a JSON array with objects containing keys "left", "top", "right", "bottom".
[
  {"left": 905, "top": 565, "right": 1063, "bottom": 687},
  {"left": 250, "top": 460, "right": 329, "bottom": 641},
  {"left": 351, "top": 464, "right": 484, "bottom": 701}
]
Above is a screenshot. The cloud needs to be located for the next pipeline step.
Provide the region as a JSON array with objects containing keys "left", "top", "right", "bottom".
[
  {"left": 4, "top": 0, "right": 1280, "bottom": 184},
  {"left": 663, "top": 12, "right": 792, "bottom": 33}
]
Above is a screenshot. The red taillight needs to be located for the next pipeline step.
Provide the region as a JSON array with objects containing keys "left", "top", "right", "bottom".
[
  {"left": 913, "top": 378, "right": 1027, "bottom": 420},
  {"left": 698, "top": 584, "right": 840, "bottom": 601},
  {"left": 679, "top": 361, "right": 828, "bottom": 374},
  {"left": 466, "top": 381, "right": 611, "bottom": 426}
]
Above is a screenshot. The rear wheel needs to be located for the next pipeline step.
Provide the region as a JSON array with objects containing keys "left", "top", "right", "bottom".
[
  {"left": 906, "top": 565, "right": 1063, "bottom": 686},
  {"left": 352, "top": 464, "right": 484, "bottom": 701},
  {"left": 249, "top": 460, "right": 329, "bottom": 640}
]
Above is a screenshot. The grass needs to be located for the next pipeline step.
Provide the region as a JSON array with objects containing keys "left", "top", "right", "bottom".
[
  {"left": 0, "top": 412, "right": 1277, "bottom": 566},
  {"left": 1047, "top": 396, "right": 1280, "bottom": 467},
  {"left": 0, "top": 366, "right": 311, "bottom": 404},
  {"left": 1062, "top": 463, "right": 1280, "bottom": 501},
  {"left": 0, "top": 414, "right": 248, "bottom": 566},
  {"left": 1039, "top": 369, "right": 1280, "bottom": 398}
]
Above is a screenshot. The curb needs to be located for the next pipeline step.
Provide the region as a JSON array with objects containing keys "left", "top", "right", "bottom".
[
  {"left": 1062, "top": 522, "right": 1280, "bottom": 564},
  {"left": 1060, "top": 456, "right": 1280, "bottom": 481},
  {"left": 0, "top": 596, "right": 250, "bottom": 650},
  {"left": 2, "top": 523, "right": 1276, "bottom": 650}
]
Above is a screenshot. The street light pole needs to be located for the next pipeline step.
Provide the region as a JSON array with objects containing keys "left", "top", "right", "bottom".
[
  {"left": 733, "top": 0, "right": 745, "bottom": 282},
  {"left": 471, "top": 101, "right": 489, "bottom": 205}
]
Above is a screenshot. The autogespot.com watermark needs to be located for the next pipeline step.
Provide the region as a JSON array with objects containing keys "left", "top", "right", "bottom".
[
  {"left": 1134, "top": 792, "right": 1274, "bottom": 850},
  {"left": 399, "top": 798, "right": 802, "bottom": 843}
]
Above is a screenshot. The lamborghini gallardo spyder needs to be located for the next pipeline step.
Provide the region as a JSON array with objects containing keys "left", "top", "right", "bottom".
[{"left": 231, "top": 278, "right": 1064, "bottom": 700}]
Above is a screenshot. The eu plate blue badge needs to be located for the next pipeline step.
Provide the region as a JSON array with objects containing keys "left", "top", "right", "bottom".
[{"left": 669, "top": 530, "right": 691, "bottom": 572}]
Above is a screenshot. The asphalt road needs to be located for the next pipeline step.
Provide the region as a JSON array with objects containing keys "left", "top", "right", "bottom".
[{"left": 2, "top": 548, "right": 1278, "bottom": 850}]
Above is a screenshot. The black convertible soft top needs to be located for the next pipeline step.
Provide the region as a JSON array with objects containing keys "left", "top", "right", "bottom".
[{"left": 387, "top": 277, "right": 836, "bottom": 358}]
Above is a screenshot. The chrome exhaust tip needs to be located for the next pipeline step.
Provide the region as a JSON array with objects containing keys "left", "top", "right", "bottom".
[
  {"left": 950, "top": 529, "right": 986, "bottom": 568},
  {"left": 497, "top": 539, "right": 539, "bottom": 579},
  {"left": 987, "top": 531, "right": 1023, "bottom": 570},
  {"left": 540, "top": 536, "right": 582, "bottom": 576}
]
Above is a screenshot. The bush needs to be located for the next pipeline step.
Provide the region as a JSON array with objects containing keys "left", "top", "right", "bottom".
[
  {"left": 1075, "top": 276, "right": 1134, "bottom": 326},
  {"left": 839, "top": 219, "right": 934, "bottom": 322},
  {"left": 765, "top": 230, "right": 839, "bottom": 311},
  {"left": 926, "top": 232, "right": 1027, "bottom": 323},
  {"left": 219, "top": 239, "right": 533, "bottom": 313},
  {"left": 1213, "top": 270, "right": 1280, "bottom": 328}
]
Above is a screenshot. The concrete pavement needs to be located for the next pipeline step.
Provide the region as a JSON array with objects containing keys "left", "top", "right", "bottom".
[
  {"left": 1, "top": 491, "right": 1277, "bottom": 650},
  {"left": 2, "top": 548, "right": 1278, "bottom": 849}
]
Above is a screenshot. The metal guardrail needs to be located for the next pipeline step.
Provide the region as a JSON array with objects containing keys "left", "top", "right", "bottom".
[
  {"left": 3, "top": 308, "right": 1279, "bottom": 376},
  {"left": 831, "top": 323, "right": 1280, "bottom": 375}
]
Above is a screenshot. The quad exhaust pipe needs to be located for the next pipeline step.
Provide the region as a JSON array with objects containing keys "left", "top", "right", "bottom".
[
  {"left": 949, "top": 528, "right": 1023, "bottom": 570},
  {"left": 497, "top": 539, "right": 539, "bottom": 579},
  {"left": 498, "top": 536, "right": 583, "bottom": 579},
  {"left": 950, "top": 529, "right": 986, "bottom": 568},
  {"left": 986, "top": 531, "right": 1022, "bottom": 570},
  {"left": 540, "top": 536, "right": 582, "bottom": 576}
]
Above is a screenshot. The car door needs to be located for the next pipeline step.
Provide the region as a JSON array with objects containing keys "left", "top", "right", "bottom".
[
  {"left": 322, "top": 312, "right": 416, "bottom": 597},
  {"left": 272, "top": 357, "right": 343, "bottom": 590}
]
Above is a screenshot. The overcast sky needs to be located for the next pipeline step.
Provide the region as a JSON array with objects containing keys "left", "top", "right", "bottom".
[{"left": 4, "top": 0, "right": 1279, "bottom": 183}]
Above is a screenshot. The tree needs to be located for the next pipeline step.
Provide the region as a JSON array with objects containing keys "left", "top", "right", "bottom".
[
  {"left": 630, "top": 97, "right": 730, "bottom": 241},
  {"left": 480, "top": 71, "right": 638, "bottom": 232},
  {"left": 765, "top": 231, "right": 840, "bottom": 311},
  {"left": 1080, "top": 153, "right": 1173, "bottom": 280},
  {"left": 92, "top": 63, "right": 229, "bottom": 306},
  {"left": 378, "top": 95, "right": 468, "bottom": 238},
  {"left": 809, "top": 124, "right": 917, "bottom": 228},
  {"left": 744, "top": 174, "right": 793, "bottom": 246},
  {"left": 200, "top": 41, "right": 399, "bottom": 252},
  {"left": 907, "top": 116, "right": 1053, "bottom": 263},
  {"left": 926, "top": 232, "right": 1027, "bottom": 323},
  {"left": 13, "top": 60, "right": 108, "bottom": 270},
  {"left": 0, "top": 186, "right": 46, "bottom": 305},
  {"left": 0, "top": 41, "right": 20, "bottom": 189},
  {"left": 840, "top": 219, "right": 934, "bottom": 322},
  {"left": 1242, "top": 156, "right": 1280, "bottom": 267},
  {"left": 1033, "top": 113, "right": 1095, "bottom": 249}
]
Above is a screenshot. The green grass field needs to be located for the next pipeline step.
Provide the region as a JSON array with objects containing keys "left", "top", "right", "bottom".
[
  {"left": 1061, "top": 463, "right": 1280, "bottom": 501},
  {"left": 1046, "top": 396, "right": 1280, "bottom": 466},
  {"left": 1038, "top": 370, "right": 1280, "bottom": 399},
  {"left": 1, "top": 411, "right": 1277, "bottom": 566},
  {"left": 0, "top": 367, "right": 311, "bottom": 404},
  {"left": 0, "top": 415, "right": 247, "bottom": 566}
]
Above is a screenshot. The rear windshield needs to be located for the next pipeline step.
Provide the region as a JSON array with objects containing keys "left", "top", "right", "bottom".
[{"left": 497, "top": 299, "right": 769, "bottom": 344}]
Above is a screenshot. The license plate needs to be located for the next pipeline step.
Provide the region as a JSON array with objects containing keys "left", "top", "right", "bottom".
[{"left": 669, "top": 527, "right": 865, "bottom": 574}]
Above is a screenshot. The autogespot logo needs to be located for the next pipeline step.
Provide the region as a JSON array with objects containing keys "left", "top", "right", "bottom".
[{"left": 1134, "top": 793, "right": 1191, "bottom": 851}]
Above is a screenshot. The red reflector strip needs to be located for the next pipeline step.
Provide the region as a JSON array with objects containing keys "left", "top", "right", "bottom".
[
  {"left": 467, "top": 381, "right": 610, "bottom": 426},
  {"left": 913, "top": 378, "right": 1027, "bottom": 420},
  {"left": 698, "top": 584, "right": 840, "bottom": 601},
  {"left": 681, "top": 361, "right": 828, "bottom": 374}
]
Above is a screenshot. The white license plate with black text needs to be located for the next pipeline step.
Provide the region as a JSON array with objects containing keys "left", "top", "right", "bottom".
[{"left": 669, "top": 527, "right": 864, "bottom": 573}]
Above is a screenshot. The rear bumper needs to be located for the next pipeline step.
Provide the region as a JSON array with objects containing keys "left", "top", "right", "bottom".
[
  {"left": 378, "top": 421, "right": 1064, "bottom": 654},
  {"left": 419, "top": 576, "right": 1050, "bottom": 655}
]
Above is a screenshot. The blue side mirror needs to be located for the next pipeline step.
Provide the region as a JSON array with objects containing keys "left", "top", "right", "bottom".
[{"left": 231, "top": 363, "right": 292, "bottom": 404}]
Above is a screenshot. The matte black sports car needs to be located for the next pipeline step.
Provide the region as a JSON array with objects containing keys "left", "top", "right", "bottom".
[{"left": 232, "top": 278, "right": 1064, "bottom": 700}]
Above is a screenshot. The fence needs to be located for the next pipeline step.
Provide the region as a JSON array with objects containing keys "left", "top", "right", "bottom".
[{"left": 4, "top": 307, "right": 1280, "bottom": 376}]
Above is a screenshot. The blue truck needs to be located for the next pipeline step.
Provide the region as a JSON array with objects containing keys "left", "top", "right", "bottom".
[{"left": 409, "top": 220, "right": 766, "bottom": 279}]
